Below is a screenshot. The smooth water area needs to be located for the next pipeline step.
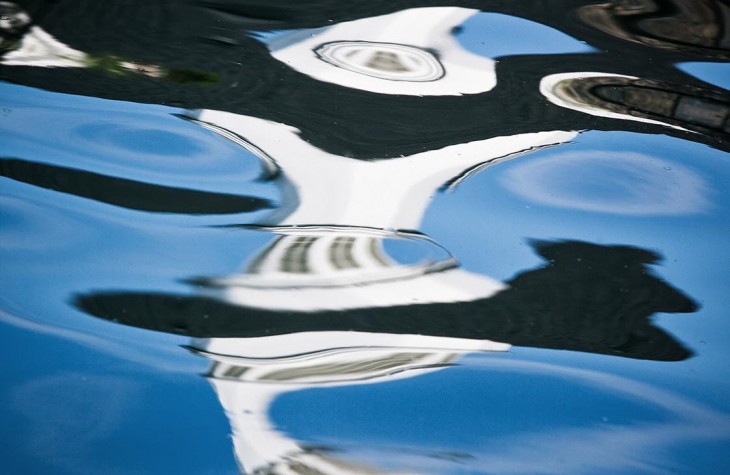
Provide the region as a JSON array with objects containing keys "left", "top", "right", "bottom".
[{"left": 1, "top": 1, "right": 730, "bottom": 473}]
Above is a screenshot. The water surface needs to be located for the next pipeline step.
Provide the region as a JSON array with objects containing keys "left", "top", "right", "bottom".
[{"left": 1, "top": 1, "right": 730, "bottom": 473}]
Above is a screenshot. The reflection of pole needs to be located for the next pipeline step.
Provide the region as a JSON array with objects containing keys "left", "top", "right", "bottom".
[
  {"left": 267, "top": 7, "right": 497, "bottom": 96},
  {"left": 194, "top": 333, "right": 509, "bottom": 474}
]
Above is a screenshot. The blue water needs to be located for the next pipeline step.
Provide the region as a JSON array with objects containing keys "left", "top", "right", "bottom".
[{"left": 1, "top": 1, "right": 730, "bottom": 474}]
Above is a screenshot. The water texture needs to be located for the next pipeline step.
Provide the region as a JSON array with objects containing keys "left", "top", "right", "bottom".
[{"left": 1, "top": 1, "right": 730, "bottom": 473}]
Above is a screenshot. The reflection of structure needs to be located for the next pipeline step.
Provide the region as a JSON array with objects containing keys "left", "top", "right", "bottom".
[
  {"left": 0, "top": 1, "right": 709, "bottom": 472},
  {"left": 195, "top": 333, "right": 508, "bottom": 474},
  {"left": 267, "top": 7, "right": 496, "bottom": 95},
  {"left": 78, "top": 239, "right": 698, "bottom": 472},
  {"left": 79, "top": 239, "right": 698, "bottom": 362},
  {"left": 193, "top": 227, "right": 507, "bottom": 312},
  {"left": 541, "top": 72, "right": 730, "bottom": 138},
  {"left": 579, "top": 0, "right": 730, "bottom": 58},
  {"left": 2, "top": 0, "right": 729, "bottom": 157}
]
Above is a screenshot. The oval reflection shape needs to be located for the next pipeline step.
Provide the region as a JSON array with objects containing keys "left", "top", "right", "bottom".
[
  {"left": 501, "top": 151, "right": 712, "bottom": 216},
  {"left": 315, "top": 41, "right": 444, "bottom": 82}
]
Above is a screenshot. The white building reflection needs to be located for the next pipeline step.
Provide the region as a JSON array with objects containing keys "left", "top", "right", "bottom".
[
  {"left": 181, "top": 106, "right": 576, "bottom": 472},
  {"left": 267, "top": 7, "right": 497, "bottom": 95},
  {"left": 164, "top": 7, "right": 581, "bottom": 469}
]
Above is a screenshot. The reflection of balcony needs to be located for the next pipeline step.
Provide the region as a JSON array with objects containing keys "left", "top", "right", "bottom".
[{"left": 541, "top": 73, "right": 730, "bottom": 137}]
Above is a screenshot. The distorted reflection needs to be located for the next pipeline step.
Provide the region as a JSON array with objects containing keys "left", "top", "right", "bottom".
[
  {"left": 579, "top": 0, "right": 730, "bottom": 58},
  {"left": 0, "top": 158, "right": 272, "bottom": 214},
  {"left": 541, "top": 72, "right": 730, "bottom": 137},
  {"left": 266, "top": 7, "right": 496, "bottom": 95},
  {"left": 2, "top": 0, "right": 728, "bottom": 157},
  {"left": 77, "top": 237, "right": 697, "bottom": 473},
  {"left": 1, "top": 1, "right": 726, "bottom": 473}
]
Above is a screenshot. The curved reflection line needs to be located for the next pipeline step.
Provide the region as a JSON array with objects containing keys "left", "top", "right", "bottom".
[
  {"left": 442, "top": 140, "right": 569, "bottom": 192},
  {"left": 177, "top": 115, "right": 281, "bottom": 179}
]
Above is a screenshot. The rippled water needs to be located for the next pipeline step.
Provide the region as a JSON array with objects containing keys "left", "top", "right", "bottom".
[{"left": 1, "top": 1, "right": 730, "bottom": 473}]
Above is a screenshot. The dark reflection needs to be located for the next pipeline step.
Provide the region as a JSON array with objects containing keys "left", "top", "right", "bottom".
[
  {"left": 542, "top": 73, "right": 730, "bottom": 139},
  {"left": 2, "top": 0, "right": 729, "bottom": 158},
  {"left": 76, "top": 239, "right": 697, "bottom": 361},
  {"left": 579, "top": 0, "right": 730, "bottom": 58},
  {"left": 0, "top": 157, "right": 272, "bottom": 214}
]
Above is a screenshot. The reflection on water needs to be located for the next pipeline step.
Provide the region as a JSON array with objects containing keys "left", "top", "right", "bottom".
[
  {"left": 579, "top": 0, "right": 730, "bottom": 58},
  {"left": 1, "top": 0, "right": 730, "bottom": 473},
  {"left": 77, "top": 238, "right": 696, "bottom": 361},
  {"left": 542, "top": 72, "right": 730, "bottom": 137},
  {"left": 266, "top": 7, "right": 496, "bottom": 95}
]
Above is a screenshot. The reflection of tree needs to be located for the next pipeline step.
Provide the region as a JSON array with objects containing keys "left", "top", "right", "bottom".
[
  {"left": 76, "top": 239, "right": 697, "bottom": 361},
  {"left": 0, "top": 157, "right": 271, "bottom": 214}
]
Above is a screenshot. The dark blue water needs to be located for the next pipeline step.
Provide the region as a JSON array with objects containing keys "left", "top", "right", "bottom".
[{"left": 1, "top": 1, "right": 730, "bottom": 473}]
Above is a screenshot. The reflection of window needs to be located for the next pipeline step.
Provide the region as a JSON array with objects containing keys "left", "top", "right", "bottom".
[
  {"left": 330, "top": 236, "right": 358, "bottom": 270},
  {"left": 280, "top": 236, "right": 316, "bottom": 273},
  {"left": 315, "top": 41, "right": 445, "bottom": 82},
  {"left": 365, "top": 51, "right": 411, "bottom": 73}
]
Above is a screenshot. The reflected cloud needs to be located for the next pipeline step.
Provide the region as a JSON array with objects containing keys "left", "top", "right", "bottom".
[{"left": 502, "top": 150, "right": 712, "bottom": 215}]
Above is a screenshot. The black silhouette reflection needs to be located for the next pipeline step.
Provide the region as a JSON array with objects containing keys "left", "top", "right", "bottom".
[
  {"left": 0, "top": 158, "right": 272, "bottom": 214},
  {"left": 77, "top": 239, "right": 697, "bottom": 362},
  {"left": 579, "top": 0, "right": 730, "bottom": 58}
]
